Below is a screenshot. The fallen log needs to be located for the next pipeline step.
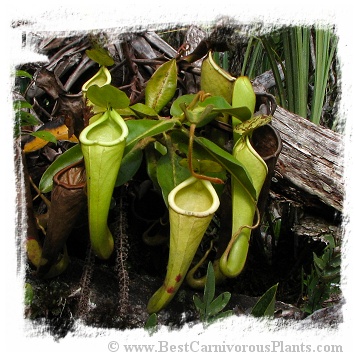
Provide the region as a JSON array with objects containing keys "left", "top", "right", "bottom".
[{"left": 271, "top": 106, "right": 344, "bottom": 212}]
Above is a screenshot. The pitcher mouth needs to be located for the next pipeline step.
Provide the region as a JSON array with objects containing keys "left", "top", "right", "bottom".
[
  {"left": 82, "top": 66, "right": 111, "bottom": 93},
  {"left": 53, "top": 160, "right": 86, "bottom": 189},
  {"left": 168, "top": 176, "right": 220, "bottom": 217},
  {"left": 79, "top": 109, "right": 129, "bottom": 147},
  {"left": 250, "top": 124, "right": 283, "bottom": 161}
]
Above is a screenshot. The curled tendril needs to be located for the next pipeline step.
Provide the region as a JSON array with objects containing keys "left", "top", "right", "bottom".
[{"left": 220, "top": 204, "right": 261, "bottom": 267}]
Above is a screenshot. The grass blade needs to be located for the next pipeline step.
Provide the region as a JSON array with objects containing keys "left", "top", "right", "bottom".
[
  {"left": 310, "top": 28, "right": 337, "bottom": 125},
  {"left": 282, "top": 28, "right": 294, "bottom": 112},
  {"left": 296, "top": 27, "right": 310, "bottom": 119},
  {"left": 260, "top": 36, "right": 287, "bottom": 108}
]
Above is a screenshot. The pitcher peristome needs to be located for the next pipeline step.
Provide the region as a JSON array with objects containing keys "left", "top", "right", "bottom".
[
  {"left": 79, "top": 108, "right": 128, "bottom": 259},
  {"left": 82, "top": 66, "right": 111, "bottom": 93},
  {"left": 147, "top": 176, "right": 220, "bottom": 313}
]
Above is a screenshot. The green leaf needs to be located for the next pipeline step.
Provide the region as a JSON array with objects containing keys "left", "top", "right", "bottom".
[
  {"left": 204, "top": 261, "right": 216, "bottom": 306},
  {"left": 17, "top": 110, "right": 40, "bottom": 126},
  {"left": 86, "top": 47, "right": 115, "bottom": 67},
  {"left": 145, "top": 58, "right": 177, "bottom": 113},
  {"left": 86, "top": 84, "right": 130, "bottom": 109},
  {"left": 251, "top": 283, "right": 278, "bottom": 318},
  {"left": 24, "top": 283, "right": 34, "bottom": 306},
  {"left": 13, "top": 100, "right": 32, "bottom": 110},
  {"left": 195, "top": 136, "right": 256, "bottom": 199},
  {"left": 321, "top": 266, "right": 341, "bottom": 282},
  {"left": 115, "top": 147, "right": 143, "bottom": 187},
  {"left": 324, "top": 234, "right": 336, "bottom": 249},
  {"left": 313, "top": 252, "right": 326, "bottom": 271},
  {"left": 206, "top": 292, "right": 231, "bottom": 317},
  {"left": 170, "top": 94, "right": 232, "bottom": 116},
  {"left": 116, "top": 107, "right": 136, "bottom": 117},
  {"left": 193, "top": 295, "right": 205, "bottom": 315},
  {"left": 204, "top": 96, "right": 232, "bottom": 111},
  {"left": 169, "top": 130, "right": 227, "bottom": 193},
  {"left": 39, "top": 144, "right": 83, "bottom": 193},
  {"left": 260, "top": 36, "right": 287, "bottom": 109},
  {"left": 144, "top": 313, "right": 158, "bottom": 331},
  {"left": 329, "top": 255, "right": 341, "bottom": 268},
  {"left": 144, "top": 144, "right": 162, "bottom": 189},
  {"left": 310, "top": 29, "right": 337, "bottom": 125},
  {"left": 156, "top": 143, "right": 190, "bottom": 206},
  {"left": 179, "top": 158, "right": 223, "bottom": 174},
  {"left": 16, "top": 70, "right": 33, "bottom": 79},
  {"left": 213, "top": 106, "right": 251, "bottom": 122},
  {"left": 30, "top": 130, "right": 57, "bottom": 144},
  {"left": 129, "top": 103, "right": 159, "bottom": 118},
  {"left": 170, "top": 94, "right": 195, "bottom": 117},
  {"left": 125, "top": 119, "right": 176, "bottom": 153}
]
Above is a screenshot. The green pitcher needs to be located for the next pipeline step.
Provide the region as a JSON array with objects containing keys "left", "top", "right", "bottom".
[
  {"left": 79, "top": 108, "right": 128, "bottom": 259},
  {"left": 147, "top": 176, "right": 220, "bottom": 313}
]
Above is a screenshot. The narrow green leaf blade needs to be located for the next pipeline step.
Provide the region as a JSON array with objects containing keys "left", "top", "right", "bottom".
[
  {"left": 213, "top": 106, "right": 251, "bottom": 121},
  {"left": 313, "top": 252, "right": 326, "bottom": 271},
  {"left": 115, "top": 148, "right": 143, "bottom": 187},
  {"left": 17, "top": 110, "right": 40, "bottom": 126},
  {"left": 251, "top": 283, "right": 278, "bottom": 318},
  {"left": 13, "top": 100, "right": 32, "bottom": 110},
  {"left": 206, "top": 292, "right": 231, "bottom": 317},
  {"left": 30, "top": 130, "right": 57, "bottom": 144},
  {"left": 260, "top": 37, "right": 287, "bottom": 108},
  {"left": 16, "top": 70, "right": 33, "bottom": 79},
  {"left": 204, "top": 262, "right": 216, "bottom": 306},
  {"left": 193, "top": 295, "right": 205, "bottom": 314},
  {"left": 195, "top": 136, "right": 256, "bottom": 199}
]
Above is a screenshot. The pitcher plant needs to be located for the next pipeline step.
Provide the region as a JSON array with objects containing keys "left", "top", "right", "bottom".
[{"left": 30, "top": 45, "right": 282, "bottom": 317}]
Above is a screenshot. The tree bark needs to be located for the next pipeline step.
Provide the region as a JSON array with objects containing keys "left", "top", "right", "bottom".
[{"left": 270, "top": 105, "right": 344, "bottom": 212}]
